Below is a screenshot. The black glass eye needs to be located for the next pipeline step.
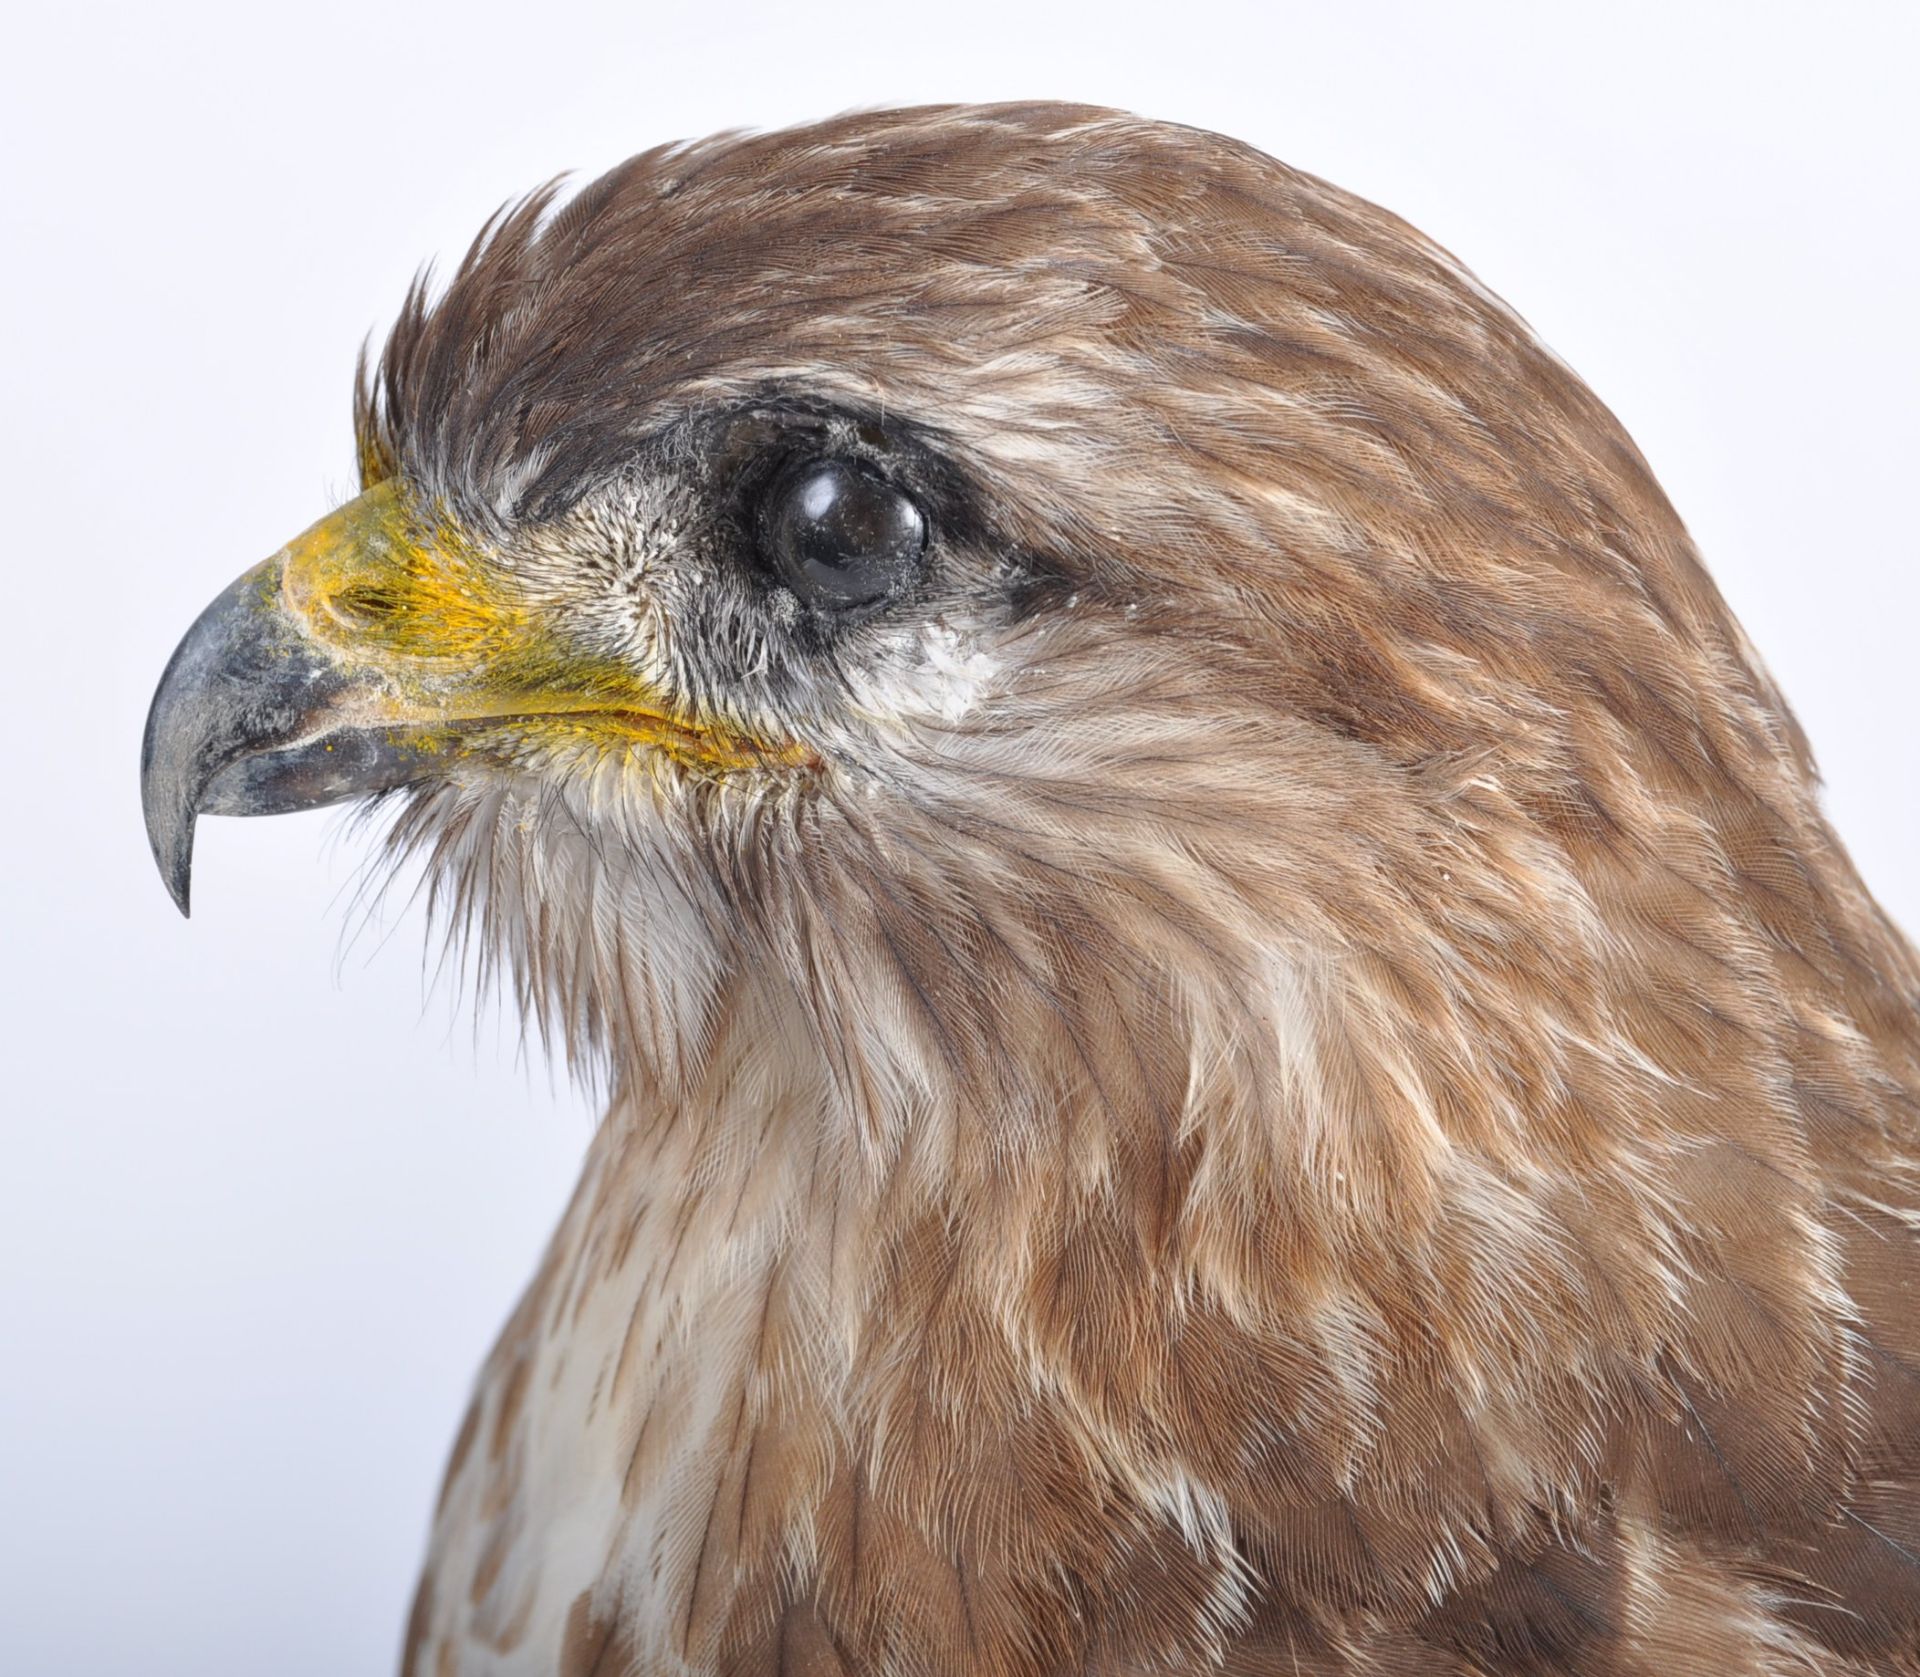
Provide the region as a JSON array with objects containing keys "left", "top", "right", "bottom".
[{"left": 760, "top": 457, "right": 927, "bottom": 609}]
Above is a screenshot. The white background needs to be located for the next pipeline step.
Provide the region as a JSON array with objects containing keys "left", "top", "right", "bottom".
[{"left": 3, "top": 2, "right": 1913, "bottom": 1671}]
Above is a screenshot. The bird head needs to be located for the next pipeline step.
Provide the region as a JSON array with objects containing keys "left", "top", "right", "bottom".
[
  {"left": 140, "top": 106, "right": 1920, "bottom": 1671},
  {"left": 143, "top": 103, "right": 1851, "bottom": 1203}
]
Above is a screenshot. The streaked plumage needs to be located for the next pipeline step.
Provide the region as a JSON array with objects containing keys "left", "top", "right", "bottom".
[{"left": 143, "top": 104, "right": 1920, "bottom": 1675}]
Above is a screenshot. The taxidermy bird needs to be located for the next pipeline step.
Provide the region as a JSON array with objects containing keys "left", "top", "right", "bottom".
[{"left": 142, "top": 104, "right": 1920, "bottom": 1675}]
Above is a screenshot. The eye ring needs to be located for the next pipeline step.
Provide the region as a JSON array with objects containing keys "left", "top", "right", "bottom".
[{"left": 757, "top": 456, "right": 928, "bottom": 611}]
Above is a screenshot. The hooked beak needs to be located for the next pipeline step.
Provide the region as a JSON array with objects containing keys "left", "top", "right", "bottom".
[
  {"left": 140, "top": 541, "right": 430, "bottom": 917},
  {"left": 141, "top": 480, "right": 514, "bottom": 917},
  {"left": 142, "top": 480, "right": 804, "bottom": 917}
]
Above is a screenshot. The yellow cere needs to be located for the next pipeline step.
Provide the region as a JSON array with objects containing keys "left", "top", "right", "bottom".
[{"left": 276, "top": 481, "right": 810, "bottom": 776}]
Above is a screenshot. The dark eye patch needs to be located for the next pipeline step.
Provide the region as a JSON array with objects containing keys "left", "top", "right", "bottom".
[{"left": 627, "top": 392, "right": 1069, "bottom": 641}]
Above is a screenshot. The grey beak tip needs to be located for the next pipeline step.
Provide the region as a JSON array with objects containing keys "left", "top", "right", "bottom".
[
  {"left": 142, "top": 658, "right": 200, "bottom": 918},
  {"left": 141, "top": 751, "right": 197, "bottom": 917},
  {"left": 161, "top": 828, "right": 195, "bottom": 918}
]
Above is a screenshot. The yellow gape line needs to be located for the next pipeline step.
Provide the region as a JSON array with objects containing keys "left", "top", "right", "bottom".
[{"left": 276, "top": 481, "right": 805, "bottom": 775}]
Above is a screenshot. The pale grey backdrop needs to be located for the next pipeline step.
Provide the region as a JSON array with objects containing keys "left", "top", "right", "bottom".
[{"left": 3, "top": 1, "right": 1913, "bottom": 1672}]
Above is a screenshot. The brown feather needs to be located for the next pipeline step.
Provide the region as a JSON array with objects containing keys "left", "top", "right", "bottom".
[{"left": 334, "top": 104, "right": 1920, "bottom": 1673}]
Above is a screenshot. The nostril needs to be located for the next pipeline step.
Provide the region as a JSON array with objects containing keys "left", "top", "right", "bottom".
[{"left": 327, "top": 582, "right": 406, "bottom": 626}]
